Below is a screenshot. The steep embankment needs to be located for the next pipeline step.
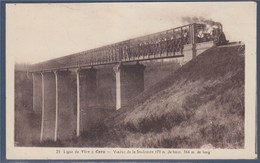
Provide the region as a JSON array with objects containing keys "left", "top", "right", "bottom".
[{"left": 104, "top": 44, "right": 245, "bottom": 148}]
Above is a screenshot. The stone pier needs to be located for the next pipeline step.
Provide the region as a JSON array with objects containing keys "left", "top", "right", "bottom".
[
  {"left": 114, "top": 63, "right": 145, "bottom": 110},
  {"left": 183, "top": 41, "right": 215, "bottom": 63},
  {"left": 196, "top": 41, "right": 215, "bottom": 56},
  {"left": 183, "top": 44, "right": 196, "bottom": 63}
]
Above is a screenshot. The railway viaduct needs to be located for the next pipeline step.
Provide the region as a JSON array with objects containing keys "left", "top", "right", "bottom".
[{"left": 29, "top": 23, "right": 216, "bottom": 142}]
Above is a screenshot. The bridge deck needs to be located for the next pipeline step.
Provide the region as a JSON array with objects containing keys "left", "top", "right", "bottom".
[
  {"left": 30, "top": 23, "right": 218, "bottom": 72},
  {"left": 31, "top": 52, "right": 185, "bottom": 72}
]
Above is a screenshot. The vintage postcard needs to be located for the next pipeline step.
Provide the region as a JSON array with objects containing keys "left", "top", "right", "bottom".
[{"left": 6, "top": 2, "right": 257, "bottom": 160}]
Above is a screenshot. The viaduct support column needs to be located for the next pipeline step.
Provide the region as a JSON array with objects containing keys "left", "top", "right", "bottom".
[
  {"left": 183, "top": 43, "right": 196, "bottom": 63},
  {"left": 40, "top": 72, "right": 44, "bottom": 142},
  {"left": 54, "top": 71, "right": 58, "bottom": 142},
  {"left": 32, "top": 73, "right": 35, "bottom": 111},
  {"left": 183, "top": 41, "right": 215, "bottom": 63},
  {"left": 114, "top": 63, "right": 145, "bottom": 110},
  {"left": 76, "top": 68, "right": 80, "bottom": 137}
]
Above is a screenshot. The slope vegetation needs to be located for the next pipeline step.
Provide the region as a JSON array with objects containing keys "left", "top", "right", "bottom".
[{"left": 103, "top": 44, "right": 245, "bottom": 148}]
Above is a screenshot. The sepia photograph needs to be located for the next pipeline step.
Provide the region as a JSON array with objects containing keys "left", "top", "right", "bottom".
[{"left": 5, "top": 2, "right": 257, "bottom": 160}]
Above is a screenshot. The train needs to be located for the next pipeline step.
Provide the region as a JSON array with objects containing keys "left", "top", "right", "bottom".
[
  {"left": 31, "top": 23, "right": 228, "bottom": 71},
  {"left": 195, "top": 23, "right": 228, "bottom": 45}
]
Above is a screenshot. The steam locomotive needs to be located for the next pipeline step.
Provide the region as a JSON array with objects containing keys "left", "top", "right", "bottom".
[{"left": 195, "top": 23, "right": 228, "bottom": 46}]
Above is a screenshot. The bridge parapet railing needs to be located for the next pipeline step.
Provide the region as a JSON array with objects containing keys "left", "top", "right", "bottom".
[{"left": 30, "top": 24, "right": 207, "bottom": 72}]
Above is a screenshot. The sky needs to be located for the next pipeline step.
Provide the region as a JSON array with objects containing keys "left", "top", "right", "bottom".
[{"left": 6, "top": 2, "right": 256, "bottom": 64}]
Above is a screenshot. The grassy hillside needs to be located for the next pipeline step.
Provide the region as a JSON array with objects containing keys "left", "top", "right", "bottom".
[{"left": 102, "top": 44, "right": 245, "bottom": 148}]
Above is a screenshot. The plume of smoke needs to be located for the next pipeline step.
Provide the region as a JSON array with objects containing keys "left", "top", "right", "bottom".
[{"left": 182, "top": 16, "right": 221, "bottom": 26}]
